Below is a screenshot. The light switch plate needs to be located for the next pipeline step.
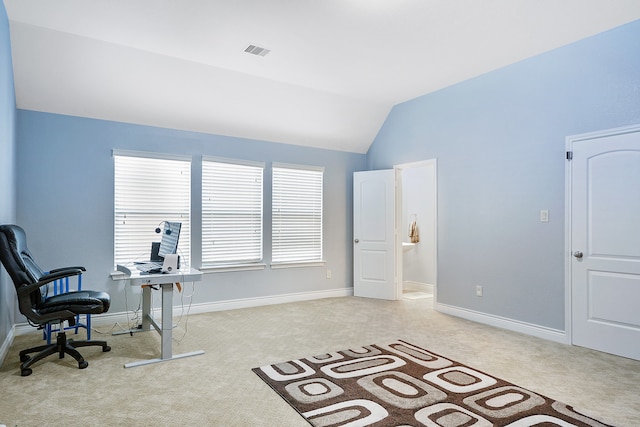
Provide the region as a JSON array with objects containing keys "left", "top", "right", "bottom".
[{"left": 540, "top": 210, "right": 549, "bottom": 222}]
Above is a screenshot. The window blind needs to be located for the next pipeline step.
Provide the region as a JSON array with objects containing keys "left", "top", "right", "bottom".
[
  {"left": 272, "top": 165, "right": 323, "bottom": 264},
  {"left": 113, "top": 152, "right": 191, "bottom": 267},
  {"left": 202, "top": 159, "right": 263, "bottom": 266}
]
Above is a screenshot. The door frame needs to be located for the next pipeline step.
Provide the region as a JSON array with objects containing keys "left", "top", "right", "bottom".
[
  {"left": 564, "top": 123, "right": 640, "bottom": 345},
  {"left": 394, "top": 159, "right": 438, "bottom": 302}
]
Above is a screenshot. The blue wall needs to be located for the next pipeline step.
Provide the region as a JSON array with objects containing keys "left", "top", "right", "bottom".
[
  {"left": 367, "top": 20, "right": 640, "bottom": 330},
  {"left": 6, "top": 11, "right": 640, "bottom": 336},
  {"left": 0, "top": 2, "right": 17, "bottom": 352},
  {"left": 16, "top": 111, "right": 366, "bottom": 315}
]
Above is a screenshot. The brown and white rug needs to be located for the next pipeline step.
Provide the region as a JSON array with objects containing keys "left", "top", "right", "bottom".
[{"left": 253, "top": 340, "right": 613, "bottom": 426}]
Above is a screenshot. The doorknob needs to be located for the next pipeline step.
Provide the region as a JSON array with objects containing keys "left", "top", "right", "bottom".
[
  {"left": 354, "top": 239, "right": 359, "bottom": 244},
  {"left": 573, "top": 251, "right": 583, "bottom": 259}
]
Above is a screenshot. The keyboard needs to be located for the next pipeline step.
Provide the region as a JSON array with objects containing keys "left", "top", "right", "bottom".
[{"left": 135, "top": 262, "right": 162, "bottom": 274}]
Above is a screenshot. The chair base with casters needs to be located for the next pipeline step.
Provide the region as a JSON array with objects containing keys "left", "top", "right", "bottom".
[{"left": 20, "top": 325, "right": 111, "bottom": 376}]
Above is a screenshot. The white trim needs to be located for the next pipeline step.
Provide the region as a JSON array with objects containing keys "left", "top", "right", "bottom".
[
  {"left": 0, "top": 325, "right": 16, "bottom": 366},
  {"left": 112, "top": 149, "right": 192, "bottom": 162},
  {"left": 403, "top": 281, "right": 434, "bottom": 293},
  {"left": 564, "top": 123, "right": 640, "bottom": 347},
  {"left": 11, "top": 291, "right": 567, "bottom": 350},
  {"left": 182, "top": 287, "right": 352, "bottom": 313},
  {"left": 270, "top": 260, "right": 326, "bottom": 269},
  {"left": 394, "top": 167, "right": 403, "bottom": 300},
  {"left": 435, "top": 302, "right": 568, "bottom": 344},
  {"left": 564, "top": 132, "right": 574, "bottom": 346},
  {"left": 13, "top": 287, "right": 354, "bottom": 336},
  {"left": 272, "top": 162, "right": 324, "bottom": 172},
  {"left": 566, "top": 123, "right": 640, "bottom": 143},
  {"left": 14, "top": 312, "right": 133, "bottom": 336},
  {"left": 394, "top": 159, "right": 437, "bottom": 169},
  {"left": 200, "top": 263, "right": 267, "bottom": 273},
  {"left": 202, "top": 155, "right": 264, "bottom": 168}
]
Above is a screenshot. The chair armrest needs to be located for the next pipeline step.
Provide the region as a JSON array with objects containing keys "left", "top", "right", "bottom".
[
  {"left": 17, "top": 268, "right": 84, "bottom": 298},
  {"left": 48, "top": 266, "right": 86, "bottom": 274}
]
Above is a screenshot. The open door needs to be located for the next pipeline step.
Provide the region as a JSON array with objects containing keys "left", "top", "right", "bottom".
[
  {"left": 568, "top": 125, "right": 640, "bottom": 360},
  {"left": 353, "top": 170, "right": 397, "bottom": 300}
]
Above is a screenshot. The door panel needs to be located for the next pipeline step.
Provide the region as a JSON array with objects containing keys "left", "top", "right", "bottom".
[
  {"left": 588, "top": 271, "right": 640, "bottom": 327},
  {"left": 361, "top": 250, "right": 388, "bottom": 281},
  {"left": 353, "top": 170, "right": 396, "bottom": 300},
  {"left": 588, "top": 151, "right": 640, "bottom": 257},
  {"left": 570, "top": 127, "right": 640, "bottom": 360}
]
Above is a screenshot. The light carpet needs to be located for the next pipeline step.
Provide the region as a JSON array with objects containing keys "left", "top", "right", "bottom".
[
  {"left": 254, "top": 339, "right": 614, "bottom": 426},
  {"left": 1, "top": 297, "right": 639, "bottom": 426}
]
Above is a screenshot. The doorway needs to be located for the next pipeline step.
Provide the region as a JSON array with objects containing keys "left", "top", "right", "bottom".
[
  {"left": 395, "top": 160, "right": 437, "bottom": 304},
  {"left": 353, "top": 160, "right": 437, "bottom": 302}
]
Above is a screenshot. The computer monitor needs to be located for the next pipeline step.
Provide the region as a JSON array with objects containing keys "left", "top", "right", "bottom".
[{"left": 158, "top": 221, "right": 181, "bottom": 258}]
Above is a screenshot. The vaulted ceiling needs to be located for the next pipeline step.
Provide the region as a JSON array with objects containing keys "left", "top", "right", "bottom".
[{"left": 5, "top": 1, "right": 640, "bottom": 153}]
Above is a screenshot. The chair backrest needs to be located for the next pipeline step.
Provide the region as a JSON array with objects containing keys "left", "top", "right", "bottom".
[{"left": 0, "top": 224, "right": 46, "bottom": 305}]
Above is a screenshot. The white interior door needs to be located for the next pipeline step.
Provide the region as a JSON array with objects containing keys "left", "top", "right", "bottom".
[
  {"left": 353, "top": 170, "right": 397, "bottom": 300},
  {"left": 569, "top": 125, "right": 640, "bottom": 360}
]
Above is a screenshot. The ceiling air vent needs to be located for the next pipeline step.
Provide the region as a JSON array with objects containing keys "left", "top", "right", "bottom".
[{"left": 244, "top": 44, "right": 270, "bottom": 57}]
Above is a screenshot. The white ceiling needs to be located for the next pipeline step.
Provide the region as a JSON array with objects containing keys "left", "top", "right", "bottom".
[{"left": 5, "top": 1, "right": 640, "bottom": 153}]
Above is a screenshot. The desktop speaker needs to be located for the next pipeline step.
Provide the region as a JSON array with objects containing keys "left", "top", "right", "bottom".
[{"left": 162, "top": 254, "right": 179, "bottom": 273}]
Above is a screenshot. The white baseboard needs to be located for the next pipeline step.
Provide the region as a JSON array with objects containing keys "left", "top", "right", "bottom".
[
  {"left": 435, "top": 302, "right": 568, "bottom": 344},
  {"left": 14, "top": 287, "right": 355, "bottom": 336},
  {"left": 185, "top": 287, "right": 354, "bottom": 315},
  {"left": 7, "top": 291, "right": 568, "bottom": 363},
  {"left": 403, "top": 281, "right": 433, "bottom": 293},
  {"left": 0, "top": 325, "right": 15, "bottom": 366}
]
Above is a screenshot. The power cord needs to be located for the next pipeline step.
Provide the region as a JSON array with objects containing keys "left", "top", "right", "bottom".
[
  {"left": 90, "top": 278, "right": 142, "bottom": 336},
  {"left": 173, "top": 280, "right": 196, "bottom": 343},
  {"left": 91, "top": 276, "right": 195, "bottom": 342}
]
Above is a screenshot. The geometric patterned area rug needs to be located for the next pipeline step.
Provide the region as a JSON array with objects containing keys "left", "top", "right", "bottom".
[{"left": 252, "top": 340, "right": 614, "bottom": 426}]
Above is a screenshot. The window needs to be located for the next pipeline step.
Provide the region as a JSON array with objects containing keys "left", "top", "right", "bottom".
[
  {"left": 113, "top": 151, "right": 191, "bottom": 267},
  {"left": 202, "top": 157, "right": 264, "bottom": 267},
  {"left": 272, "top": 164, "right": 324, "bottom": 265}
]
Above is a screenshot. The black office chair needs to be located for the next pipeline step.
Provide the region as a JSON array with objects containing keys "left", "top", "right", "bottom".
[{"left": 0, "top": 224, "right": 111, "bottom": 376}]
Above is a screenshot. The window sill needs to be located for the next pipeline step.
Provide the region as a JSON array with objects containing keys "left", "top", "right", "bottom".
[
  {"left": 200, "top": 263, "right": 267, "bottom": 273},
  {"left": 270, "top": 260, "right": 326, "bottom": 269}
]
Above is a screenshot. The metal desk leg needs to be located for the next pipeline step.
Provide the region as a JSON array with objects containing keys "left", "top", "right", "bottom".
[
  {"left": 160, "top": 283, "right": 173, "bottom": 359},
  {"left": 124, "top": 282, "right": 204, "bottom": 368},
  {"left": 141, "top": 284, "right": 152, "bottom": 331}
]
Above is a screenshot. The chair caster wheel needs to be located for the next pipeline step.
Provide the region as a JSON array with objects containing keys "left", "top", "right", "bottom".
[
  {"left": 103, "top": 345, "right": 111, "bottom": 352},
  {"left": 79, "top": 360, "right": 88, "bottom": 369},
  {"left": 21, "top": 368, "right": 32, "bottom": 376}
]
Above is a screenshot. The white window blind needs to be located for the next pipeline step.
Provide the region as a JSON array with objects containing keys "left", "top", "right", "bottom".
[
  {"left": 202, "top": 158, "right": 263, "bottom": 266},
  {"left": 113, "top": 151, "right": 191, "bottom": 267},
  {"left": 272, "top": 165, "right": 323, "bottom": 264}
]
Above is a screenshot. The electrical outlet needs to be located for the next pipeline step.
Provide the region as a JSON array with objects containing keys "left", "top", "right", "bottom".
[
  {"left": 476, "top": 285, "right": 483, "bottom": 297},
  {"left": 326, "top": 270, "right": 332, "bottom": 279}
]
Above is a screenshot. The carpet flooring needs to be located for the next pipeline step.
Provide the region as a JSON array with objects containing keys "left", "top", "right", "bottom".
[
  {"left": 1, "top": 296, "right": 639, "bottom": 426},
  {"left": 254, "top": 339, "right": 614, "bottom": 426}
]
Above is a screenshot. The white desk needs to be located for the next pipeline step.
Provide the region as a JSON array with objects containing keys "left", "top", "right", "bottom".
[{"left": 113, "top": 267, "right": 204, "bottom": 368}]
